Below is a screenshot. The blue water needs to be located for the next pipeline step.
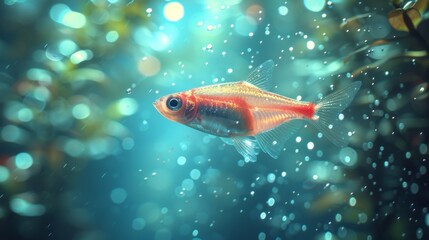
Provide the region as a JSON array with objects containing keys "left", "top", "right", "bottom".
[{"left": 1, "top": 0, "right": 429, "bottom": 239}]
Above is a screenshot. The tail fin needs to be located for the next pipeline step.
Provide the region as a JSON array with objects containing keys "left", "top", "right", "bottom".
[{"left": 312, "top": 81, "right": 362, "bottom": 147}]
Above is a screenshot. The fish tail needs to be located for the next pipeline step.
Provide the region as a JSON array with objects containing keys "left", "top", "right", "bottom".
[{"left": 312, "top": 81, "right": 362, "bottom": 147}]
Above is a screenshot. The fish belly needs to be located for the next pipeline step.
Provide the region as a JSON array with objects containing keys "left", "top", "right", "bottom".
[{"left": 187, "top": 100, "right": 251, "bottom": 137}]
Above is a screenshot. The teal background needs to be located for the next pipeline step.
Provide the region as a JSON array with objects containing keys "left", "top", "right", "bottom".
[{"left": 0, "top": 0, "right": 428, "bottom": 239}]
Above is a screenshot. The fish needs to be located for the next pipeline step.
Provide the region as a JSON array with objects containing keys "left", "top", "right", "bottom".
[{"left": 153, "top": 60, "right": 361, "bottom": 162}]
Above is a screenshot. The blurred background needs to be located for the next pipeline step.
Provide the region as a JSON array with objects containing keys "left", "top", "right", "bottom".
[{"left": 0, "top": 0, "right": 428, "bottom": 239}]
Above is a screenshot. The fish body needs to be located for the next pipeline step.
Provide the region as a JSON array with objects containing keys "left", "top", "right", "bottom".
[
  {"left": 164, "top": 81, "right": 315, "bottom": 137},
  {"left": 154, "top": 60, "right": 361, "bottom": 161}
]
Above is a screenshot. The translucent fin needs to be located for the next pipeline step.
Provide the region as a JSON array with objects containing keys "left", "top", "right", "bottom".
[
  {"left": 312, "top": 81, "right": 362, "bottom": 147},
  {"left": 245, "top": 60, "right": 274, "bottom": 90},
  {"left": 231, "top": 137, "right": 260, "bottom": 162},
  {"left": 220, "top": 137, "right": 233, "bottom": 145},
  {"left": 255, "top": 120, "right": 303, "bottom": 159}
]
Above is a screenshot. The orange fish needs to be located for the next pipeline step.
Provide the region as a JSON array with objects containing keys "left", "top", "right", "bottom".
[{"left": 154, "top": 60, "right": 361, "bottom": 161}]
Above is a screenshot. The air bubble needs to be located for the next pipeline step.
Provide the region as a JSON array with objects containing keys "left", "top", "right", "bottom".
[
  {"left": 306, "top": 40, "right": 315, "bottom": 50},
  {"left": 278, "top": 6, "right": 288, "bottom": 16},
  {"left": 15, "top": 152, "right": 33, "bottom": 170},
  {"left": 0, "top": 166, "right": 10, "bottom": 183},
  {"left": 419, "top": 144, "right": 428, "bottom": 154},
  {"left": 420, "top": 166, "right": 427, "bottom": 175},
  {"left": 324, "top": 231, "right": 332, "bottom": 240},
  {"left": 177, "top": 156, "right": 187, "bottom": 165},
  {"left": 110, "top": 188, "right": 127, "bottom": 204},
  {"left": 335, "top": 213, "right": 342, "bottom": 222},
  {"left": 416, "top": 228, "right": 423, "bottom": 239},
  {"left": 267, "top": 197, "right": 275, "bottom": 206},
  {"left": 190, "top": 169, "right": 201, "bottom": 180},
  {"left": 181, "top": 178, "right": 194, "bottom": 191},
  {"left": 410, "top": 183, "right": 419, "bottom": 194},
  {"left": 267, "top": 173, "right": 276, "bottom": 183},
  {"left": 349, "top": 197, "right": 356, "bottom": 207},
  {"left": 132, "top": 218, "right": 146, "bottom": 231},
  {"left": 405, "top": 152, "right": 411, "bottom": 159}
]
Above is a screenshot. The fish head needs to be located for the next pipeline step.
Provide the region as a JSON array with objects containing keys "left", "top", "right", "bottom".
[{"left": 153, "top": 90, "right": 197, "bottom": 124}]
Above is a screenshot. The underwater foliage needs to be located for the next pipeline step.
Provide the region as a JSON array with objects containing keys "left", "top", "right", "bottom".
[{"left": 0, "top": 0, "right": 428, "bottom": 239}]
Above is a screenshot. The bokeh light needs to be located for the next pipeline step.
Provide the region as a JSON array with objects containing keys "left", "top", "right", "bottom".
[
  {"left": 138, "top": 56, "right": 161, "bottom": 77},
  {"left": 0, "top": 166, "right": 10, "bottom": 183},
  {"left": 14, "top": 152, "right": 33, "bottom": 170},
  {"left": 304, "top": 0, "right": 326, "bottom": 12},
  {"left": 72, "top": 103, "right": 90, "bottom": 119},
  {"left": 105, "top": 30, "right": 119, "bottom": 43},
  {"left": 110, "top": 188, "right": 127, "bottom": 204},
  {"left": 50, "top": 4, "right": 86, "bottom": 28},
  {"left": 235, "top": 15, "right": 257, "bottom": 36},
  {"left": 10, "top": 195, "right": 46, "bottom": 217},
  {"left": 278, "top": 6, "right": 289, "bottom": 16},
  {"left": 164, "top": 2, "right": 185, "bottom": 22},
  {"left": 70, "top": 50, "right": 93, "bottom": 64},
  {"left": 306, "top": 40, "right": 316, "bottom": 50},
  {"left": 116, "top": 98, "right": 138, "bottom": 116}
]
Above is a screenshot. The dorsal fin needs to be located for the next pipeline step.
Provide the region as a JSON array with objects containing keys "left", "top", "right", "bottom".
[{"left": 245, "top": 60, "right": 274, "bottom": 91}]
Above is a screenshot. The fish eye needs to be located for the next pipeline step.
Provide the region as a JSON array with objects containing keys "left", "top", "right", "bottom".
[{"left": 166, "top": 96, "right": 182, "bottom": 111}]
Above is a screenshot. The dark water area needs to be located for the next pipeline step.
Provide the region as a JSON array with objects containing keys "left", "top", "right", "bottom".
[{"left": 0, "top": 0, "right": 429, "bottom": 239}]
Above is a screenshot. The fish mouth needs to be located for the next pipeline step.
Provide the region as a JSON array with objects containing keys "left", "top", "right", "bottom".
[
  {"left": 153, "top": 98, "right": 168, "bottom": 118},
  {"left": 153, "top": 100, "right": 162, "bottom": 113}
]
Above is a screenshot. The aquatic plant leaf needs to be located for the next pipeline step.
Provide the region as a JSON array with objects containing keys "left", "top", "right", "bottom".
[
  {"left": 69, "top": 68, "right": 107, "bottom": 83},
  {"left": 405, "top": 8, "right": 423, "bottom": 26},
  {"left": 414, "top": 0, "right": 429, "bottom": 13},
  {"left": 352, "top": 59, "right": 387, "bottom": 76},
  {"left": 310, "top": 191, "right": 348, "bottom": 213},
  {"left": 339, "top": 13, "right": 371, "bottom": 29},
  {"left": 412, "top": 82, "right": 429, "bottom": 100},
  {"left": 388, "top": 8, "right": 422, "bottom": 32},
  {"left": 392, "top": 0, "right": 403, "bottom": 6},
  {"left": 403, "top": 50, "right": 428, "bottom": 57},
  {"left": 351, "top": 50, "right": 427, "bottom": 76},
  {"left": 403, "top": 1, "right": 416, "bottom": 10},
  {"left": 388, "top": 9, "right": 408, "bottom": 31},
  {"left": 344, "top": 40, "right": 390, "bottom": 63}
]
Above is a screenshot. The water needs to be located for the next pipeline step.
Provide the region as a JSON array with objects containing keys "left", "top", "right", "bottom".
[{"left": 1, "top": 0, "right": 429, "bottom": 239}]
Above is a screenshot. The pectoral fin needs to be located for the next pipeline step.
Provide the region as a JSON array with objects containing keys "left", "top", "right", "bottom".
[
  {"left": 220, "top": 137, "right": 234, "bottom": 146},
  {"left": 230, "top": 137, "right": 260, "bottom": 162},
  {"left": 255, "top": 120, "right": 303, "bottom": 159}
]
